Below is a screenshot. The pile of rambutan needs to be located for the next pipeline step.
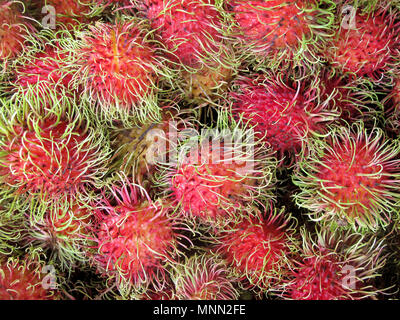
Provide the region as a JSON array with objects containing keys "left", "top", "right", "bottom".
[{"left": 1, "top": 0, "right": 400, "bottom": 301}]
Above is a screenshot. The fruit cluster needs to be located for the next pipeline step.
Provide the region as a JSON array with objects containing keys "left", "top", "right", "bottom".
[{"left": 1, "top": 0, "right": 400, "bottom": 300}]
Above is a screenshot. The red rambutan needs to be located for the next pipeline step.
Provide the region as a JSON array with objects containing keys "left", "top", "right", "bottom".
[
  {"left": 228, "top": 0, "right": 335, "bottom": 69},
  {"left": 159, "top": 124, "right": 277, "bottom": 228},
  {"left": 74, "top": 20, "right": 163, "bottom": 123},
  {"left": 13, "top": 43, "right": 76, "bottom": 107},
  {"left": 315, "top": 69, "right": 380, "bottom": 124},
  {"left": 93, "top": 178, "right": 188, "bottom": 292},
  {"left": 293, "top": 122, "right": 400, "bottom": 231},
  {"left": 214, "top": 207, "right": 298, "bottom": 292},
  {"left": 285, "top": 227, "right": 387, "bottom": 300},
  {"left": 24, "top": 200, "right": 95, "bottom": 269},
  {"left": 0, "top": 256, "right": 58, "bottom": 300},
  {"left": 140, "top": 0, "right": 235, "bottom": 102},
  {"left": 231, "top": 73, "right": 337, "bottom": 159},
  {"left": 0, "top": 1, "right": 33, "bottom": 72},
  {"left": 326, "top": 4, "right": 400, "bottom": 81},
  {"left": 169, "top": 251, "right": 239, "bottom": 300},
  {"left": 143, "top": 0, "right": 223, "bottom": 67},
  {"left": 0, "top": 115, "right": 109, "bottom": 200},
  {"left": 38, "top": 0, "right": 99, "bottom": 28}
]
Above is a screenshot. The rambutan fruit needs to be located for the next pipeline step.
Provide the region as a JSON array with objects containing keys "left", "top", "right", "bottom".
[
  {"left": 227, "top": 0, "right": 335, "bottom": 70},
  {"left": 293, "top": 122, "right": 400, "bottom": 231},
  {"left": 35, "top": 1, "right": 102, "bottom": 29},
  {"left": 23, "top": 200, "right": 95, "bottom": 270},
  {"left": 93, "top": 178, "right": 189, "bottom": 293},
  {"left": 230, "top": 73, "right": 338, "bottom": 160},
  {"left": 213, "top": 207, "right": 298, "bottom": 293},
  {"left": 326, "top": 3, "right": 400, "bottom": 81},
  {"left": 0, "top": 256, "right": 59, "bottom": 299},
  {"left": 12, "top": 42, "right": 76, "bottom": 109},
  {"left": 284, "top": 226, "right": 387, "bottom": 300},
  {"left": 0, "top": 189, "right": 25, "bottom": 255},
  {"left": 157, "top": 122, "right": 277, "bottom": 229},
  {"left": 73, "top": 19, "right": 165, "bottom": 124},
  {"left": 0, "top": 114, "right": 110, "bottom": 201},
  {"left": 0, "top": 1, "right": 34, "bottom": 73},
  {"left": 169, "top": 251, "right": 239, "bottom": 300},
  {"left": 315, "top": 69, "right": 381, "bottom": 124},
  {"left": 139, "top": 0, "right": 237, "bottom": 103}
]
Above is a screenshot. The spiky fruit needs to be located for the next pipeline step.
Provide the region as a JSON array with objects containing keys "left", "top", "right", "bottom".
[
  {"left": 159, "top": 124, "right": 277, "bottom": 228},
  {"left": 214, "top": 207, "right": 297, "bottom": 292},
  {"left": 293, "top": 122, "right": 400, "bottom": 231},
  {"left": 37, "top": 0, "right": 100, "bottom": 28},
  {"left": 285, "top": 227, "right": 387, "bottom": 300},
  {"left": 0, "top": 189, "right": 25, "bottom": 255},
  {"left": 0, "top": 116, "right": 109, "bottom": 200},
  {"left": 231, "top": 73, "right": 337, "bottom": 159},
  {"left": 170, "top": 251, "right": 239, "bottom": 300},
  {"left": 24, "top": 200, "right": 94, "bottom": 269},
  {"left": 74, "top": 20, "right": 162, "bottom": 123},
  {"left": 228, "top": 0, "right": 334, "bottom": 69},
  {"left": 93, "top": 179, "right": 187, "bottom": 292},
  {"left": 0, "top": 257, "right": 58, "bottom": 300},
  {"left": 327, "top": 5, "right": 400, "bottom": 80},
  {"left": 13, "top": 44, "right": 75, "bottom": 107},
  {"left": 141, "top": 0, "right": 235, "bottom": 102},
  {"left": 0, "top": 1, "right": 33, "bottom": 72},
  {"left": 143, "top": 0, "right": 223, "bottom": 67},
  {"left": 316, "top": 70, "right": 379, "bottom": 123}
]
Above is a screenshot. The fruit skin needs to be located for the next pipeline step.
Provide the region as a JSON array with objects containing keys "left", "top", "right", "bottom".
[
  {"left": 315, "top": 69, "right": 380, "bottom": 124},
  {"left": 158, "top": 123, "right": 277, "bottom": 229},
  {"left": 293, "top": 122, "right": 400, "bottom": 231},
  {"left": 139, "top": 0, "right": 236, "bottom": 102},
  {"left": 74, "top": 19, "right": 163, "bottom": 124},
  {"left": 142, "top": 0, "right": 224, "bottom": 67},
  {"left": 230, "top": 73, "right": 337, "bottom": 159},
  {"left": 39, "top": 0, "right": 97, "bottom": 28},
  {"left": 169, "top": 251, "right": 239, "bottom": 300},
  {"left": 24, "top": 200, "right": 95, "bottom": 270},
  {"left": 0, "top": 115, "right": 110, "bottom": 201},
  {"left": 93, "top": 178, "right": 187, "bottom": 293},
  {"left": 327, "top": 3, "right": 400, "bottom": 81},
  {"left": 214, "top": 206, "right": 298, "bottom": 293},
  {"left": 13, "top": 43, "right": 76, "bottom": 108},
  {"left": 0, "top": 1, "right": 34, "bottom": 73},
  {"left": 0, "top": 256, "right": 59, "bottom": 300},
  {"left": 284, "top": 226, "right": 387, "bottom": 300},
  {"left": 228, "top": 0, "right": 335, "bottom": 70}
]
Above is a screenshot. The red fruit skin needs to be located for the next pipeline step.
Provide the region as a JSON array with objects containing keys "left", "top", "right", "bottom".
[
  {"left": 40, "top": 0, "right": 94, "bottom": 27},
  {"left": 14, "top": 45, "right": 74, "bottom": 102},
  {"left": 231, "top": 75, "right": 326, "bottom": 157},
  {"left": 216, "top": 209, "right": 296, "bottom": 291},
  {"left": 172, "top": 252, "right": 239, "bottom": 300},
  {"left": 0, "top": 2, "right": 32, "bottom": 66},
  {"left": 328, "top": 10, "right": 400, "bottom": 79},
  {"left": 0, "top": 119, "right": 97, "bottom": 197},
  {"left": 316, "top": 140, "right": 386, "bottom": 220},
  {"left": 170, "top": 143, "right": 255, "bottom": 223},
  {"left": 143, "top": 0, "right": 223, "bottom": 67},
  {"left": 94, "top": 184, "right": 179, "bottom": 288},
  {"left": 0, "top": 259, "right": 57, "bottom": 300},
  {"left": 287, "top": 252, "right": 349, "bottom": 300},
  {"left": 78, "top": 22, "right": 157, "bottom": 109},
  {"left": 229, "top": 0, "right": 313, "bottom": 52},
  {"left": 293, "top": 124, "right": 400, "bottom": 230}
]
